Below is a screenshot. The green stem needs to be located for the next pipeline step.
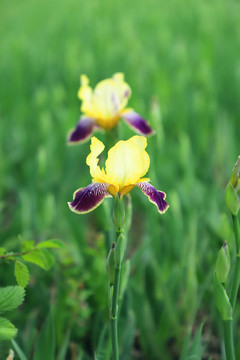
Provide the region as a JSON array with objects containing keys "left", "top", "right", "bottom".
[
  {"left": 111, "top": 266, "right": 121, "bottom": 360},
  {"left": 223, "top": 320, "right": 235, "bottom": 360},
  {"left": 230, "top": 215, "right": 240, "bottom": 310}
]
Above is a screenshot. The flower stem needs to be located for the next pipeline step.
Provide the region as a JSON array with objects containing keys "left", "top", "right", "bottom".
[
  {"left": 223, "top": 320, "right": 235, "bottom": 360},
  {"left": 111, "top": 265, "right": 121, "bottom": 360},
  {"left": 230, "top": 215, "right": 240, "bottom": 310}
]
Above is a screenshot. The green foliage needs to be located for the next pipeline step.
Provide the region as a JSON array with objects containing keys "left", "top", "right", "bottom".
[{"left": 14, "top": 261, "right": 30, "bottom": 288}]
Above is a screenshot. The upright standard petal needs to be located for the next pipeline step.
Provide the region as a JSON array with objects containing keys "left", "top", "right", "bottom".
[
  {"left": 122, "top": 109, "right": 155, "bottom": 136},
  {"left": 105, "top": 136, "right": 150, "bottom": 189},
  {"left": 136, "top": 182, "right": 169, "bottom": 213},
  {"left": 68, "top": 183, "right": 109, "bottom": 214},
  {"left": 68, "top": 117, "right": 96, "bottom": 144}
]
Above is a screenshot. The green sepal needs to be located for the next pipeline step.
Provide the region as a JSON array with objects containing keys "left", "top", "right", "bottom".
[
  {"left": 106, "top": 242, "right": 116, "bottom": 286},
  {"left": 114, "top": 233, "right": 126, "bottom": 268},
  {"left": 216, "top": 242, "right": 231, "bottom": 283},
  {"left": 213, "top": 272, "right": 232, "bottom": 320},
  {"left": 225, "top": 182, "right": 240, "bottom": 215}
]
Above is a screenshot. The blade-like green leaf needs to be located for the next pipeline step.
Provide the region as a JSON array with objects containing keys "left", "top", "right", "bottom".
[
  {"left": 33, "top": 311, "right": 55, "bottom": 360},
  {"left": 0, "top": 317, "right": 17, "bottom": 341},
  {"left": 187, "top": 323, "right": 203, "bottom": 360},
  {"left": 11, "top": 339, "right": 28, "bottom": 360},
  {"left": 0, "top": 286, "right": 25, "bottom": 313},
  {"left": 37, "top": 239, "right": 65, "bottom": 249},
  {"left": 14, "top": 261, "right": 30, "bottom": 288},
  {"left": 22, "top": 249, "right": 54, "bottom": 270},
  {"left": 57, "top": 328, "right": 71, "bottom": 360}
]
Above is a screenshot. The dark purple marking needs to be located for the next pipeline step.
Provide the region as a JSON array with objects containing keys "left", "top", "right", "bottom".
[
  {"left": 122, "top": 110, "right": 154, "bottom": 136},
  {"left": 68, "top": 117, "right": 96, "bottom": 144},
  {"left": 68, "top": 183, "right": 109, "bottom": 214},
  {"left": 136, "top": 182, "right": 169, "bottom": 213}
]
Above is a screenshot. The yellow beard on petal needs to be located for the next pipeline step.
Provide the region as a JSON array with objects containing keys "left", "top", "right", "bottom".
[{"left": 95, "top": 115, "right": 121, "bottom": 129}]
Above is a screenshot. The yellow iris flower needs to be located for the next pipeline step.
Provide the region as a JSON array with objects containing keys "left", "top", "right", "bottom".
[
  {"left": 68, "top": 136, "right": 168, "bottom": 214},
  {"left": 68, "top": 74, "right": 154, "bottom": 144},
  {"left": 78, "top": 73, "right": 131, "bottom": 129}
]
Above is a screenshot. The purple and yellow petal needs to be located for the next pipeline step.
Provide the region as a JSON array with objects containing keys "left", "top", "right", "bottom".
[
  {"left": 136, "top": 182, "right": 169, "bottom": 213},
  {"left": 68, "top": 183, "right": 109, "bottom": 214},
  {"left": 122, "top": 109, "right": 155, "bottom": 136},
  {"left": 68, "top": 117, "right": 96, "bottom": 144}
]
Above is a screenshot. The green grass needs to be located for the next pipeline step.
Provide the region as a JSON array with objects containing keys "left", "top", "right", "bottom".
[{"left": 0, "top": 0, "right": 240, "bottom": 358}]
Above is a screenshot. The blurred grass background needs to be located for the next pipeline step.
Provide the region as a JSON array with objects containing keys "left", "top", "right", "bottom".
[{"left": 0, "top": 0, "right": 240, "bottom": 358}]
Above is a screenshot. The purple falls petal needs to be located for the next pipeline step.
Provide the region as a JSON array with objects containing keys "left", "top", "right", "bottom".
[
  {"left": 122, "top": 110, "right": 155, "bottom": 136},
  {"left": 68, "top": 183, "right": 109, "bottom": 214},
  {"left": 68, "top": 117, "right": 97, "bottom": 144},
  {"left": 136, "top": 182, "right": 169, "bottom": 213}
]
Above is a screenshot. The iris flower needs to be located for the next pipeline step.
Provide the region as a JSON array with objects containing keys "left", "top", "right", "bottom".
[
  {"left": 68, "top": 73, "right": 154, "bottom": 144},
  {"left": 68, "top": 136, "right": 169, "bottom": 214}
]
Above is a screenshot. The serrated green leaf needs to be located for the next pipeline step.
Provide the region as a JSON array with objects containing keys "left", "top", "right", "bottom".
[
  {"left": 14, "top": 261, "right": 30, "bottom": 288},
  {"left": 21, "top": 240, "right": 35, "bottom": 252},
  {"left": 0, "top": 286, "right": 25, "bottom": 313},
  {"left": 37, "top": 239, "right": 65, "bottom": 249},
  {"left": 0, "top": 248, "right": 6, "bottom": 256},
  {"left": 22, "top": 249, "right": 54, "bottom": 270},
  {"left": 11, "top": 340, "right": 28, "bottom": 360},
  {"left": 213, "top": 272, "right": 232, "bottom": 320},
  {"left": 0, "top": 317, "right": 17, "bottom": 341},
  {"left": 33, "top": 311, "right": 55, "bottom": 360}
]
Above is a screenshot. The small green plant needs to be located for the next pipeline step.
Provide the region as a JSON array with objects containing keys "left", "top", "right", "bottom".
[{"left": 0, "top": 238, "right": 64, "bottom": 344}]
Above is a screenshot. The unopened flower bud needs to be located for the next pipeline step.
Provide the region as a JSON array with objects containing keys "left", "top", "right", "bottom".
[
  {"left": 216, "top": 241, "right": 231, "bottom": 284},
  {"left": 225, "top": 156, "right": 240, "bottom": 215}
]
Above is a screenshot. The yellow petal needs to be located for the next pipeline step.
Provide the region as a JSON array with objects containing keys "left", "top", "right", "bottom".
[
  {"left": 78, "top": 75, "right": 94, "bottom": 115},
  {"left": 86, "top": 137, "right": 107, "bottom": 182},
  {"left": 105, "top": 136, "right": 150, "bottom": 189},
  {"left": 130, "top": 136, "right": 150, "bottom": 176}
]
